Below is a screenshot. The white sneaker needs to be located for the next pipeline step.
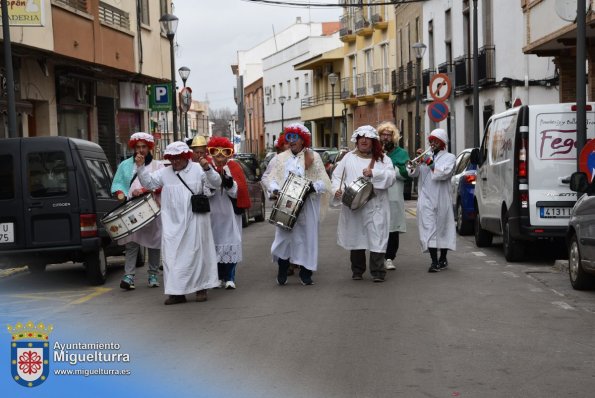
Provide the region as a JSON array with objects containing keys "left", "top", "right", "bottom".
[
  {"left": 225, "top": 281, "right": 236, "bottom": 290},
  {"left": 385, "top": 259, "right": 396, "bottom": 270}
]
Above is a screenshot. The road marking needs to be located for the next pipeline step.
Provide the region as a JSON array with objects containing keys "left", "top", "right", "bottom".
[
  {"left": 8, "top": 287, "right": 111, "bottom": 305},
  {"left": 529, "top": 287, "right": 544, "bottom": 293},
  {"left": 70, "top": 287, "right": 111, "bottom": 304},
  {"left": 472, "top": 252, "right": 486, "bottom": 257},
  {"left": 485, "top": 260, "right": 498, "bottom": 264},
  {"left": 550, "top": 289, "right": 565, "bottom": 297},
  {"left": 552, "top": 301, "right": 574, "bottom": 311},
  {"left": 502, "top": 271, "right": 520, "bottom": 278}
]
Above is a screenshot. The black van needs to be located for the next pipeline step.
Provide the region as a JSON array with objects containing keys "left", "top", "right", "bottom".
[{"left": 0, "top": 137, "right": 122, "bottom": 285}]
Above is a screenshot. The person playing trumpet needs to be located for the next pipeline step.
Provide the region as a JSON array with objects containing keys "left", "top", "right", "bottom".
[
  {"left": 407, "top": 128, "right": 456, "bottom": 273},
  {"left": 332, "top": 125, "right": 396, "bottom": 282}
]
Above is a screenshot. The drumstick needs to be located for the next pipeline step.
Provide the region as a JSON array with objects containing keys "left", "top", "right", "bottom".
[{"left": 339, "top": 167, "right": 346, "bottom": 193}]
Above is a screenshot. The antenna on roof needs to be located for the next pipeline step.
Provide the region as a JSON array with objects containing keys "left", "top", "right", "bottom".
[{"left": 271, "top": 25, "right": 278, "bottom": 52}]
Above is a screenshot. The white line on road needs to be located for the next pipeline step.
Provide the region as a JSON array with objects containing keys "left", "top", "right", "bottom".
[
  {"left": 552, "top": 301, "right": 574, "bottom": 311},
  {"left": 550, "top": 289, "right": 566, "bottom": 297},
  {"left": 472, "top": 252, "right": 486, "bottom": 257},
  {"left": 485, "top": 260, "right": 498, "bottom": 264},
  {"left": 502, "top": 271, "right": 520, "bottom": 278}
]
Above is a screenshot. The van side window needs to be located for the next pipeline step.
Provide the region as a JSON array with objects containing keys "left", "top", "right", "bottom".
[
  {"left": 0, "top": 154, "right": 14, "bottom": 199},
  {"left": 27, "top": 151, "right": 69, "bottom": 197},
  {"left": 85, "top": 159, "right": 112, "bottom": 199},
  {"left": 479, "top": 122, "right": 492, "bottom": 165}
]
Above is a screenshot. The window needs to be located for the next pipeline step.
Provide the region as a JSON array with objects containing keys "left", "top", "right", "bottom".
[
  {"left": 287, "top": 80, "right": 291, "bottom": 99},
  {"left": 304, "top": 74, "right": 309, "bottom": 96},
  {"left": 0, "top": 154, "right": 14, "bottom": 200},
  {"left": 28, "top": 151, "right": 69, "bottom": 198},
  {"left": 160, "top": 0, "right": 168, "bottom": 16},
  {"left": 85, "top": 159, "right": 113, "bottom": 199},
  {"left": 295, "top": 77, "right": 300, "bottom": 98},
  {"left": 140, "top": 0, "right": 149, "bottom": 25},
  {"left": 428, "top": 20, "right": 435, "bottom": 69}
]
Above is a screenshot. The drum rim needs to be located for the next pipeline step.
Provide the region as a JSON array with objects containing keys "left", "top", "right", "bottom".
[{"left": 101, "top": 192, "right": 155, "bottom": 222}]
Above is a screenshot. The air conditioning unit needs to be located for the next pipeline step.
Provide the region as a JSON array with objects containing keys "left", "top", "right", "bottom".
[{"left": 264, "top": 86, "right": 271, "bottom": 96}]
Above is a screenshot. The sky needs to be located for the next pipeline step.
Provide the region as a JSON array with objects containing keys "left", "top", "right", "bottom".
[{"left": 172, "top": 0, "right": 342, "bottom": 113}]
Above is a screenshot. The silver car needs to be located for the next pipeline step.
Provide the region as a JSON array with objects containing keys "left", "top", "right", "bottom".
[{"left": 567, "top": 171, "right": 595, "bottom": 290}]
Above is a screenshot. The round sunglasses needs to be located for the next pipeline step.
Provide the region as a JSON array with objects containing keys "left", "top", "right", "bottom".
[{"left": 207, "top": 147, "right": 233, "bottom": 157}]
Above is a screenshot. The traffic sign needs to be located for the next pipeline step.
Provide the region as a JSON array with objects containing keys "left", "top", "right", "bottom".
[
  {"left": 180, "top": 87, "right": 192, "bottom": 112},
  {"left": 149, "top": 84, "right": 172, "bottom": 111},
  {"left": 429, "top": 73, "right": 452, "bottom": 102},
  {"left": 428, "top": 101, "right": 449, "bottom": 123},
  {"left": 578, "top": 139, "right": 595, "bottom": 182}
]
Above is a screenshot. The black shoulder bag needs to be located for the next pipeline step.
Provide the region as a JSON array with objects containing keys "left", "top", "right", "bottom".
[{"left": 176, "top": 173, "right": 210, "bottom": 213}]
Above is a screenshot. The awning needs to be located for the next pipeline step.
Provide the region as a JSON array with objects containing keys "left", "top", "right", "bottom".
[
  {"left": 294, "top": 47, "right": 344, "bottom": 70},
  {"left": 524, "top": 14, "right": 595, "bottom": 56}
]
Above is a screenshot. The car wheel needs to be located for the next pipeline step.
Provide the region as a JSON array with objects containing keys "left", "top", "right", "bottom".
[
  {"left": 503, "top": 214, "right": 524, "bottom": 262},
  {"left": 474, "top": 207, "right": 493, "bottom": 247},
  {"left": 456, "top": 201, "right": 473, "bottom": 236},
  {"left": 568, "top": 234, "right": 595, "bottom": 290},
  {"left": 84, "top": 248, "right": 107, "bottom": 286},
  {"left": 27, "top": 262, "right": 46, "bottom": 274},
  {"left": 254, "top": 194, "right": 266, "bottom": 222}
]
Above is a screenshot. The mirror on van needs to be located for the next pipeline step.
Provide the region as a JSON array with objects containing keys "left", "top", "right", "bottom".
[
  {"left": 569, "top": 172, "right": 589, "bottom": 193},
  {"left": 469, "top": 148, "right": 481, "bottom": 165}
]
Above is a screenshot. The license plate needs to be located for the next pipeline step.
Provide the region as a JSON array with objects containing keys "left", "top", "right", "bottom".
[
  {"left": 0, "top": 222, "right": 14, "bottom": 243},
  {"left": 539, "top": 207, "right": 571, "bottom": 218}
]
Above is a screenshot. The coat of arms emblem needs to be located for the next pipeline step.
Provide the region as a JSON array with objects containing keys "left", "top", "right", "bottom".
[{"left": 8, "top": 321, "right": 53, "bottom": 387}]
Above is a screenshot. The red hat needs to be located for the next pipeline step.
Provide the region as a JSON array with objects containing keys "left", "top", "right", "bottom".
[{"left": 284, "top": 123, "right": 311, "bottom": 148}]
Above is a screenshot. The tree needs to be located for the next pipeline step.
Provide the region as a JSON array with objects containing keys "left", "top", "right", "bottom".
[{"left": 210, "top": 107, "right": 234, "bottom": 137}]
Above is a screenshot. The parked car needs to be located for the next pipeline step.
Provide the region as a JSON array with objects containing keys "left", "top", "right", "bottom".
[
  {"left": 234, "top": 153, "right": 261, "bottom": 178},
  {"left": 236, "top": 160, "right": 266, "bottom": 227},
  {"left": 321, "top": 149, "right": 340, "bottom": 176},
  {"left": 566, "top": 171, "right": 595, "bottom": 290},
  {"left": 0, "top": 137, "right": 123, "bottom": 285},
  {"left": 260, "top": 151, "right": 276, "bottom": 173},
  {"left": 329, "top": 148, "right": 349, "bottom": 178},
  {"left": 472, "top": 103, "right": 595, "bottom": 261},
  {"left": 451, "top": 148, "right": 477, "bottom": 235}
]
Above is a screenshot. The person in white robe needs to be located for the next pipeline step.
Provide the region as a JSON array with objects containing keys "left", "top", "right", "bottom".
[
  {"left": 135, "top": 141, "right": 221, "bottom": 305},
  {"left": 406, "top": 128, "right": 456, "bottom": 273},
  {"left": 268, "top": 123, "right": 331, "bottom": 285},
  {"left": 205, "top": 136, "right": 250, "bottom": 290},
  {"left": 332, "top": 125, "right": 396, "bottom": 282},
  {"left": 377, "top": 122, "right": 410, "bottom": 271},
  {"left": 110, "top": 132, "right": 163, "bottom": 290}
]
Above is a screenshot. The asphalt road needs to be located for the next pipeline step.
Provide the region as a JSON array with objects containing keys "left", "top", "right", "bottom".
[{"left": 1, "top": 202, "right": 595, "bottom": 397}]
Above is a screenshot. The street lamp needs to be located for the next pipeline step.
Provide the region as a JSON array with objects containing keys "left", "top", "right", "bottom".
[
  {"left": 160, "top": 13, "right": 179, "bottom": 142},
  {"left": 178, "top": 66, "right": 191, "bottom": 137},
  {"left": 279, "top": 95, "right": 286, "bottom": 131},
  {"left": 328, "top": 72, "right": 338, "bottom": 147},
  {"left": 247, "top": 107, "right": 253, "bottom": 153},
  {"left": 412, "top": 42, "right": 427, "bottom": 151}
]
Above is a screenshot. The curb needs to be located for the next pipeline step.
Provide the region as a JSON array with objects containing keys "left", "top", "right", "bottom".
[
  {"left": 0, "top": 266, "right": 27, "bottom": 279},
  {"left": 553, "top": 259, "right": 569, "bottom": 273}
]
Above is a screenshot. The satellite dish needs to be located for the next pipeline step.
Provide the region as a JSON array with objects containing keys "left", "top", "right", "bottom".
[{"left": 555, "top": 0, "right": 590, "bottom": 22}]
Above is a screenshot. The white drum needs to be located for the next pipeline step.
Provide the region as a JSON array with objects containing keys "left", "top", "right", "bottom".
[
  {"left": 102, "top": 192, "right": 161, "bottom": 240},
  {"left": 269, "top": 172, "right": 311, "bottom": 231},
  {"left": 342, "top": 177, "right": 375, "bottom": 210}
]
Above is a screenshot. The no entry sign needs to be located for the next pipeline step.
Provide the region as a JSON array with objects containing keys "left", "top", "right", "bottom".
[{"left": 428, "top": 101, "right": 449, "bottom": 123}]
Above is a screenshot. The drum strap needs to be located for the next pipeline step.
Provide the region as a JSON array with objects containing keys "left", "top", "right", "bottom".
[
  {"left": 176, "top": 173, "right": 196, "bottom": 195},
  {"left": 129, "top": 173, "right": 137, "bottom": 188}
]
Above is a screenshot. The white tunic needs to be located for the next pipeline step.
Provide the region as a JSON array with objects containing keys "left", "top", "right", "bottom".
[
  {"left": 269, "top": 150, "right": 331, "bottom": 271},
  {"left": 137, "top": 162, "right": 221, "bottom": 295},
  {"left": 387, "top": 170, "right": 407, "bottom": 233},
  {"left": 332, "top": 152, "right": 396, "bottom": 252},
  {"left": 117, "top": 159, "right": 163, "bottom": 249},
  {"left": 408, "top": 150, "right": 457, "bottom": 252},
  {"left": 208, "top": 179, "right": 242, "bottom": 264}
]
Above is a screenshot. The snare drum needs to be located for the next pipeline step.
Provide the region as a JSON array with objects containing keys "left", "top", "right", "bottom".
[
  {"left": 342, "top": 177, "right": 375, "bottom": 210},
  {"left": 268, "top": 172, "right": 311, "bottom": 230},
  {"left": 101, "top": 192, "right": 161, "bottom": 240}
]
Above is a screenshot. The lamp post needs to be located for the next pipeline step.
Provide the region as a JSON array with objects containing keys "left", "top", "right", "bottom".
[
  {"left": 328, "top": 72, "right": 338, "bottom": 147},
  {"left": 412, "top": 42, "right": 427, "bottom": 151},
  {"left": 247, "top": 107, "right": 253, "bottom": 152},
  {"left": 160, "top": 13, "right": 179, "bottom": 142},
  {"left": 279, "top": 95, "right": 286, "bottom": 131},
  {"left": 178, "top": 66, "right": 190, "bottom": 137}
]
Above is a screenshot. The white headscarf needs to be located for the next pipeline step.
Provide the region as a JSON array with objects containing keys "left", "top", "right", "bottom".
[
  {"left": 129, "top": 132, "right": 154, "bottom": 144},
  {"left": 350, "top": 125, "right": 379, "bottom": 142},
  {"left": 164, "top": 141, "right": 192, "bottom": 157}
]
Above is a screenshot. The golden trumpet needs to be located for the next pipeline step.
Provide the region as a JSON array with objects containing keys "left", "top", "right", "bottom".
[{"left": 406, "top": 147, "right": 432, "bottom": 169}]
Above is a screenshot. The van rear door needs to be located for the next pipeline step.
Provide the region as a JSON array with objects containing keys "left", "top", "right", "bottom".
[
  {"left": 22, "top": 138, "right": 81, "bottom": 249},
  {"left": 528, "top": 104, "right": 595, "bottom": 227},
  {"left": 0, "top": 139, "right": 24, "bottom": 251}
]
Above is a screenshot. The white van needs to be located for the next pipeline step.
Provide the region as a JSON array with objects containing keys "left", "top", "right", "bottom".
[{"left": 472, "top": 103, "right": 595, "bottom": 261}]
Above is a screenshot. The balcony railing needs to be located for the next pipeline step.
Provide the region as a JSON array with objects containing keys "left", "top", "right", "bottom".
[
  {"left": 300, "top": 93, "right": 334, "bottom": 108},
  {"left": 53, "top": 0, "right": 88, "bottom": 12},
  {"left": 405, "top": 61, "right": 416, "bottom": 89},
  {"left": 437, "top": 62, "right": 453, "bottom": 74},
  {"left": 454, "top": 56, "right": 471, "bottom": 91},
  {"left": 372, "top": 68, "right": 390, "bottom": 94},
  {"left": 340, "top": 77, "right": 355, "bottom": 100},
  {"left": 422, "top": 69, "right": 436, "bottom": 98},
  {"left": 478, "top": 45, "right": 496, "bottom": 86},
  {"left": 356, "top": 72, "right": 373, "bottom": 97},
  {"left": 340, "top": 14, "right": 355, "bottom": 37},
  {"left": 99, "top": 1, "right": 130, "bottom": 30}
]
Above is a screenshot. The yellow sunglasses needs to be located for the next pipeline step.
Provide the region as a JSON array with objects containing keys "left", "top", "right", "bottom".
[{"left": 207, "top": 147, "right": 233, "bottom": 157}]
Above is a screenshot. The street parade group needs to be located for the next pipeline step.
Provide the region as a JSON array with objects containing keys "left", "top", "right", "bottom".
[{"left": 110, "top": 122, "right": 456, "bottom": 305}]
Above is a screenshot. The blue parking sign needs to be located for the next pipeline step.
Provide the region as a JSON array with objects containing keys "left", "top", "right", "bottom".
[{"left": 149, "top": 84, "right": 172, "bottom": 111}]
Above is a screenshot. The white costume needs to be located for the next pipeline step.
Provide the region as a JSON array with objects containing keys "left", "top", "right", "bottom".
[
  {"left": 332, "top": 151, "right": 396, "bottom": 252},
  {"left": 260, "top": 154, "right": 278, "bottom": 193},
  {"left": 269, "top": 149, "right": 331, "bottom": 271},
  {"left": 408, "top": 136, "right": 457, "bottom": 252},
  {"left": 137, "top": 142, "right": 221, "bottom": 295}
]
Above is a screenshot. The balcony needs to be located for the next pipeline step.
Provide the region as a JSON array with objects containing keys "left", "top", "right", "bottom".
[
  {"left": 340, "top": 77, "right": 358, "bottom": 105},
  {"left": 53, "top": 0, "right": 88, "bottom": 13},
  {"left": 340, "top": 14, "right": 356, "bottom": 43},
  {"left": 437, "top": 62, "right": 452, "bottom": 74},
  {"left": 372, "top": 68, "right": 390, "bottom": 99},
  {"left": 478, "top": 45, "right": 496, "bottom": 86},
  {"left": 396, "top": 65, "right": 405, "bottom": 93},
  {"left": 99, "top": 1, "right": 130, "bottom": 31},
  {"left": 405, "top": 61, "right": 416, "bottom": 90},
  {"left": 355, "top": 14, "right": 373, "bottom": 37},
  {"left": 356, "top": 72, "right": 374, "bottom": 102},
  {"left": 454, "top": 56, "right": 472, "bottom": 92},
  {"left": 370, "top": 3, "right": 388, "bottom": 30},
  {"left": 422, "top": 69, "right": 435, "bottom": 99}
]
